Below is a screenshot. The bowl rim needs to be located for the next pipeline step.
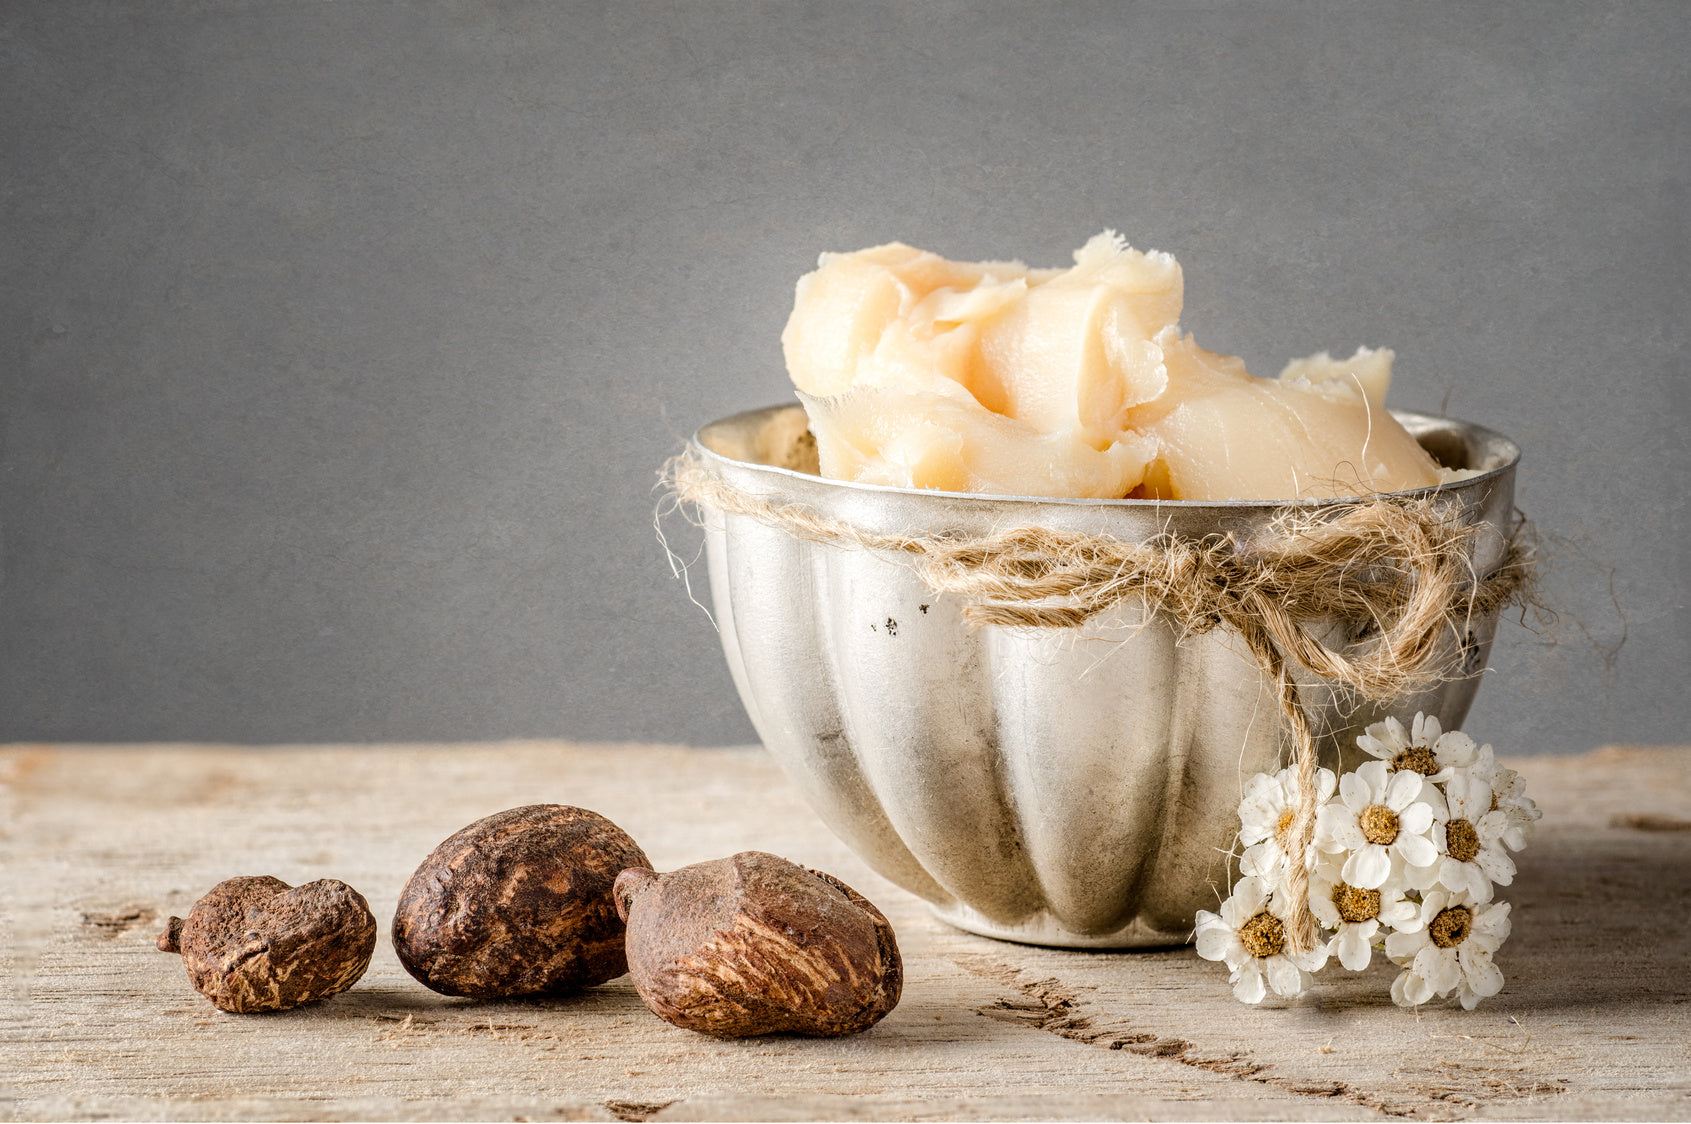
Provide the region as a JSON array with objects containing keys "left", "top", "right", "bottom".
[{"left": 691, "top": 402, "right": 1521, "bottom": 510}]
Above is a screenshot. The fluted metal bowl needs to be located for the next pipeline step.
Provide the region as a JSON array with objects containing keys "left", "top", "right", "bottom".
[{"left": 692, "top": 404, "right": 1521, "bottom": 948}]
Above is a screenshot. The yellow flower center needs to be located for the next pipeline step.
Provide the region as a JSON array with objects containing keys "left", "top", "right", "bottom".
[
  {"left": 1446, "top": 818, "right": 1481, "bottom": 863},
  {"left": 1360, "top": 804, "right": 1400, "bottom": 846},
  {"left": 1391, "top": 745, "right": 1439, "bottom": 775},
  {"left": 1274, "top": 808, "right": 1297, "bottom": 847},
  {"left": 1333, "top": 882, "right": 1381, "bottom": 924},
  {"left": 1429, "top": 905, "right": 1474, "bottom": 949},
  {"left": 1238, "top": 911, "right": 1286, "bottom": 959}
]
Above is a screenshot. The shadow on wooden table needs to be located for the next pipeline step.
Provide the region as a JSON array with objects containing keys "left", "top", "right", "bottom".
[
  {"left": 1284, "top": 819, "right": 1690, "bottom": 1017},
  {"left": 1499, "top": 827, "right": 1690, "bottom": 1011}
]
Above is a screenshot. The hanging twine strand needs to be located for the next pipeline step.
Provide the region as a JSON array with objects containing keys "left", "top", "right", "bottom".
[{"left": 664, "top": 451, "right": 1537, "bottom": 952}]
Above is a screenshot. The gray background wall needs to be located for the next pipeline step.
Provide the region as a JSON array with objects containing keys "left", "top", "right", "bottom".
[{"left": 3, "top": 1, "right": 1685, "bottom": 752}]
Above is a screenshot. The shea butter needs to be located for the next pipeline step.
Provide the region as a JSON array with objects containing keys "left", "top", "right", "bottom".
[{"left": 783, "top": 234, "right": 1448, "bottom": 501}]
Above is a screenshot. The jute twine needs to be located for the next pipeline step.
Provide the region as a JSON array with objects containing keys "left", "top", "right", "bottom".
[{"left": 665, "top": 450, "right": 1537, "bottom": 952}]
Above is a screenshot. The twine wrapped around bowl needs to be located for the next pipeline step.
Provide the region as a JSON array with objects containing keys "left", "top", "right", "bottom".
[{"left": 670, "top": 404, "right": 1532, "bottom": 949}]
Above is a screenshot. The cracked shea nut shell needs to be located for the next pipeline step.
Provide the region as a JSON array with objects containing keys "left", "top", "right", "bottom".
[
  {"left": 615, "top": 851, "right": 902, "bottom": 1037},
  {"left": 156, "top": 875, "right": 377, "bottom": 1013},
  {"left": 392, "top": 804, "right": 650, "bottom": 998}
]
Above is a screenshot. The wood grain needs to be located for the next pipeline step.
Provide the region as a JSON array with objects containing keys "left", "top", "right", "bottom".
[{"left": 2, "top": 742, "right": 1687, "bottom": 1121}]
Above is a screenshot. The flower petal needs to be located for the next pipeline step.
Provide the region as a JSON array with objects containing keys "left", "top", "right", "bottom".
[
  {"left": 1195, "top": 924, "right": 1236, "bottom": 963},
  {"left": 1356, "top": 760, "right": 1390, "bottom": 797},
  {"left": 1240, "top": 842, "right": 1282, "bottom": 883},
  {"left": 1232, "top": 962, "right": 1267, "bottom": 1005},
  {"left": 1379, "top": 895, "right": 1421, "bottom": 929},
  {"left": 1316, "top": 802, "right": 1347, "bottom": 838},
  {"left": 1384, "top": 927, "right": 1426, "bottom": 964},
  {"left": 1264, "top": 954, "right": 1305, "bottom": 998},
  {"left": 1392, "top": 967, "right": 1435, "bottom": 1007},
  {"left": 1384, "top": 769, "right": 1424, "bottom": 812},
  {"left": 1474, "top": 901, "right": 1513, "bottom": 942},
  {"left": 1476, "top": 809, "right": 1511, "bottom": 841},
  {"left": 1476, "top": 846, "right": 1516, "bottom": 886},
  {"left": 1336, "top": 924, "right": 1374, "bottom": 971},
  {"left": 1492, "top": 764, "right": 1523, "bottom": 797},
  {"left": 1461, "top": 862, "right": 1495, "bottom": 903},
  {"left": 1454, "top": 774, "right": 1492, "bottom": 820},
  {"left": 1344, "top": 844, "right": 1392, "bottom": 889},
  {"left": 1433, "top": 857, "right": 1466, "bottom": 895},
  {"left": 1356, "top": 733, "right": 1393, "bottom": 761},
  {"left": 1326, "top": 816, "right": 1366, "bottom": 853},
  {"left": 1415, "top": 946, "right": 1459, "bottom": 994},
  {"left": 1291, "top": 940, "right": 1330, "bottom": 973},
  {"left": 1394, "top": 831, "right": 1439, "bottom": 870},
  {"left": 1460, "top": 949, "right": 1505, "bottom": 998},
  {"left": 1466, "top": 933, "right": 1501, "bottom": 957},
  {"left": 1340, "top": 772, "right": 1371, "bottom": 813},
  {"left": 1405, "top": 859, "right": 1441, "bottom": 891},
  {"left": 1399, "top": 801, "right": 1434, "bottom": 835},
  {"left": 1435, "top": 730, "right": 1478, "bottom": 768},
  {"left": 1441, "top": 777, "right": 1472, "bottom": 820}
]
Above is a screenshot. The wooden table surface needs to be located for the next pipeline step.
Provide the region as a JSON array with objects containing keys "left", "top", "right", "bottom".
[{"left": 2, "top": 741, "right": 1687, "bottom": 1122}]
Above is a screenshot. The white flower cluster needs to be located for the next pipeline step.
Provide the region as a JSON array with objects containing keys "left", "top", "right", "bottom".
[{"left": 1196, "top": 713, "right": 1539, "bottom": 1009}]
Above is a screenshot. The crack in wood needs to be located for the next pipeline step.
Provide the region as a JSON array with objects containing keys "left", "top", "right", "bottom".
[
  {"left": 367, "top": 1011, "right": 581, "bottom": 1049},
  {"left": 954, "top": 954, "right": 1418, "bottom": 1117},
  {"left": 1393, "top": 1061, "right": 1569, "bottom": 1107},
  {"left": 604, "top": 1099, "right": 676, "bottom": 1122},
  {"left": 79, "top": 906, "right": 158, "bottom": 939}
]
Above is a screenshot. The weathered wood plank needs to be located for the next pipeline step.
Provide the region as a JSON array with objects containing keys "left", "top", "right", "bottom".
[{"left": 2, "top": 742, "right": 1688, "bottom": 1121}]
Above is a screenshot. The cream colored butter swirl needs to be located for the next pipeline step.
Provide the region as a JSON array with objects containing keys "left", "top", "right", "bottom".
[{"left": 783, "top": 233, "right": 1446, "bottom": 501}]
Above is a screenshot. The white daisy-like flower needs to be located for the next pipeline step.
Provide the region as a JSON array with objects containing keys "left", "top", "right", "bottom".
[
  {"left": 1308, "top": 853, "right": 1419, "bottom": 971},
  {"left": 1196, "top": 876, "right": 1329, "bottom": 1004},
  {"left": 1411, "top": 771, "right": 1516, "bottom": 903},
  {"left": 1238, "top": 766, "right": 1337, "bottom": 889},
  {"left": 1356, "top": 712, "right": 1478, "bottom": 783},
  {"left": 1469, "top": 742, "right": 1541, "bottom": 851},
  {"left": 1316, "top": 760, "right": 1442, "bottom": 889},
  {"left": 1384, "top": 891, "right": 1511, "bottom": 1009}
]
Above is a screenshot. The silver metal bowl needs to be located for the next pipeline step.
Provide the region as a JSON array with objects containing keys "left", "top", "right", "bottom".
[{"left": 691, "top": 403, "right": 1521, "bottom": 948}]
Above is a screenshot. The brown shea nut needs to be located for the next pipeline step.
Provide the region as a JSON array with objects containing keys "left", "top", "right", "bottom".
[
  {"left": 156, "top": 875, "right": 377, "bottom": 1013},
  {"left": 392, "top": 804, "right": 649, "bottom": 998},
  {"left": 614, "top": 851, "right": 902, "bottom": 1037}
]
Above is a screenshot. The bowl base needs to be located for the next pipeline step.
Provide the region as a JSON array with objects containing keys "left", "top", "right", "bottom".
[{"left": 930, "top": 901, "right": 1192, "bottom": 950}]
